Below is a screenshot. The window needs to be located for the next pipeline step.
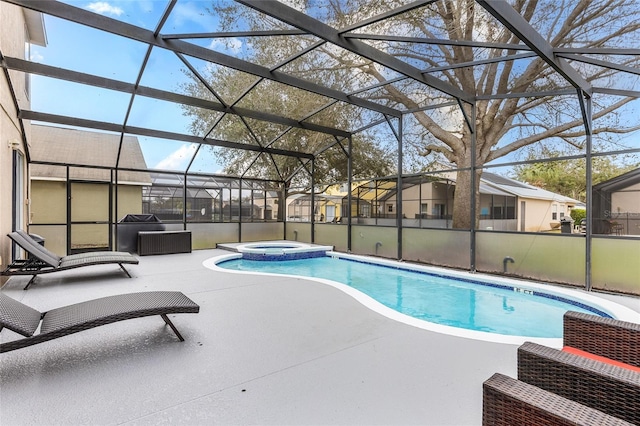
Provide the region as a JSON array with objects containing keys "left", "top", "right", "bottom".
[
  {"left": 387, "top": 204, "right": 393, "bottom": 213},
  {"left": 421, "top": 203, "right": 428, "bottom": 214}
]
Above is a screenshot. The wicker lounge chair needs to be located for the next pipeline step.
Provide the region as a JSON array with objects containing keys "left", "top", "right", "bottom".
[
  {"left": 2, "top": 230, "right": 139, "bottom": 290},
  {"left": 0, "top": 291, "right": 200, "bottom": 353},
  {"left": 483, "top": 373, "right": 633, "bottom": 426}
]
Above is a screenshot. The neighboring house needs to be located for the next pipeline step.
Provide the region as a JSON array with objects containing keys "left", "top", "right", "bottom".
[
  {"left": 144, "top": 173, "right": 280, "bottom": 222},
  {"left": 480, "top": 172, "right": 580, "bottom": 232},
  {"left": 0, "top": 4, "right": 46, "bottom": 280},
  {"left": 143, "top": 184, "right": 214, "bottom": 222},
  {"left": 248, "top": 190, "right": 280, "bottom": 221},
  {"left": 287, "top": 193, "right": 343, "bottom": 222},
  {"left": 286, "top": 184, "right": 346, "bottom": 222},
  {"left": 286, "top": 193, "right": 313, "bottom": 221},
  {"left": 29, "top": 125, "right": 151, "bottom": 254},
  {"left": 292, "top": 173, "right": 580, "bottom": 232},
  {"left": 592, "top": 168, "right": 640, "bottom": 235}
]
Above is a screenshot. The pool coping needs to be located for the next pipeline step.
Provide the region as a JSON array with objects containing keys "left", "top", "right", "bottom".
[{"left": 203, "top": 251, "right": 639, "bottom": 347}]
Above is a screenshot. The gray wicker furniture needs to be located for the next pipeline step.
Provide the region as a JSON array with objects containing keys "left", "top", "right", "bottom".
[
  {"left": 483, "top": 311, "right": 640, "bottom": 425},
  {"left": 483, "top": 373, "right": 634, "bottom": 426},
  {"left": 2, "top": 230, "right": 139, "bottom": 289},
  {"left": 0, "top": 291, "right": 199, "bottom": 353}
]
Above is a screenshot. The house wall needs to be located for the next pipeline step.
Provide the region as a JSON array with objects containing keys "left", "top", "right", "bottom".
[
  {"left": 398, "top": 184, "right": 429, "bottom": 218},
  {"left": 30, "top": 180, "right": 143, "bottom": 255},
  {"left": 117, "top": 186, "right": 143, "bottom": 218},
  {"left": 386, "top": 182, "right": 453, "bottom": 219},
  {"left": 610, "top": 181, "right": 640, "bottom": 215},
  {"left": 317, "top": 200, "right": 341, "bottom": 221},
  {"left": 609, "top": 182, "right": 640, "bottom": 235},
  {"left": 0, "top": 3, "right": 31, "bottom": 280},
  {"left": 519, "top": 198, "right": 554, "bottom": 232},
  {"left": 31, "top": 180, "right": 66, "bottom": 224}
]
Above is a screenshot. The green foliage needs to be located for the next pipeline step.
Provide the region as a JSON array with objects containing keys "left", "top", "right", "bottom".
[
  {"left": 178, "top": 0, "right": 640, "bottom": 226},
  {"left": 512, "top": 148, "right": 639, "bottom": 201},
  {"left": 570, "top": 208, "right": 586, "bottom": 223}
]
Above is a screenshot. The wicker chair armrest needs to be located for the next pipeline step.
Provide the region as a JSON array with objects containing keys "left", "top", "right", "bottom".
[
  {"left": 564, "top": 311, "right": 640, "bottom": 367},
  {"left": 483, "top": 373, "right": 632, "bottom": 426},
  {"left": 518, "top": 341, "right": 640, "bottom": 425}
]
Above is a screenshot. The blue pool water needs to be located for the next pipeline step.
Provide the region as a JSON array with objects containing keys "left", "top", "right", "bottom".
[{"left": 218, "top": 256, "right": 606, "bottom": 338}]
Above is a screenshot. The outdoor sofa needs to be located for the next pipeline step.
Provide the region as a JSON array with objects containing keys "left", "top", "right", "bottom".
[
  {"left": 2, "top": 230, "right": 139, "bottom": 289},
  {"left": 483, "top": 311, "right": 640, "bottom": 425},
  {"left": 0, "top": 291, "right": 200, "bottom": 353}
]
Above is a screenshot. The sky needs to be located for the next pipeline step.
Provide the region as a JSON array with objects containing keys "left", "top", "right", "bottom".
[
  {"left": 29, "top": 0, "right": 232, "bottom": 173},
  {"left": 26, "top": 0, "right": 640, "bottom": 176}
]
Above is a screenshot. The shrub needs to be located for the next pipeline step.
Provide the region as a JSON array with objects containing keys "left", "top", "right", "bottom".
[{"left": 570, "top": 208, "right": 586, "bottom": 223}]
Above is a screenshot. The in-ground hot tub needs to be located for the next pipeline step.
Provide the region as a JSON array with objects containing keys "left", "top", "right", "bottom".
[{"left": 235, "top": 242, "right": 333, "bottom": 260}]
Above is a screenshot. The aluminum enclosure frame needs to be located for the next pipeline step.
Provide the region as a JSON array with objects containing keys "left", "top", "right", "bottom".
[{"left": 2, "top": 0, "right": 639, "bottom": 293}]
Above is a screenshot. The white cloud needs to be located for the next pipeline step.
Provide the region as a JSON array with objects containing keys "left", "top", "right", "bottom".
[
  {"left": 30, "top": 50, "right": 44, "bottom": 63},
  {"left": 172, "top": 2, "right": 212, "bottom": 29},
  {"left": 86, "top": 2, "right": 124, "bottom": 16},
  {"left": 208, "top": 38, "right": 243, "bottom": 54},
  {"left": 154, "top": 144, "right": 198, "bottom": 170}
]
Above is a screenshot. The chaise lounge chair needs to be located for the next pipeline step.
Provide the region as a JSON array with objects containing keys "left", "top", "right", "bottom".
[
  {"left": 2, "top": 230, "right": 139, "bottom": 290},
  {"left": 0, "top": 291, "right": 200, "bottom": 353}
]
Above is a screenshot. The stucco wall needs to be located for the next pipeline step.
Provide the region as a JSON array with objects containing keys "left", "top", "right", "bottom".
[
  {"left": 611, "top": 182, "right": 640, "bottom": 215},
  {"left": 519, "top": 198, "right": 554, "bottom": 232},
  {"left": 31, "top": 180, "right": 67, "bottom": 224},
  {"left": 31, "top": 180, "right": 144, "bottom": 254},
  {"left": 1, "top": 3, "right": 30, "bottom": 279},
  {"left": 386, "top": 182, "right": 454, "bottom": 219}
]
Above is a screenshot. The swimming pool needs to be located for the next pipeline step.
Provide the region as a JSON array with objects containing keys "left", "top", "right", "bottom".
[{"left": 206, "top": 251, "right": 638, "bottom": 345}]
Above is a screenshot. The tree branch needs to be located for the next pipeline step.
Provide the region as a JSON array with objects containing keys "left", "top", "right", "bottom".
[{"left": 487, "top": 96, "right": 638, "bottom": 161}]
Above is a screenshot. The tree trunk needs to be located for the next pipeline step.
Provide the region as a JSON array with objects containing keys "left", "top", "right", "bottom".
[{"left": 451, "top": 159, "right": 482, "bottom": 230}]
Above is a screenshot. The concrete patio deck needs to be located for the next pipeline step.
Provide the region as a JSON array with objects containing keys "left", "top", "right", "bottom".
[{"left": 1, "top": 248, "right": 638, "bottom": 425}]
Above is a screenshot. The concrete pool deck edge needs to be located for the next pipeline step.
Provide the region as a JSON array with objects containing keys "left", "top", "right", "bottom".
[{"left": 205, "top": 251, "right": 639, "bottom": 347}]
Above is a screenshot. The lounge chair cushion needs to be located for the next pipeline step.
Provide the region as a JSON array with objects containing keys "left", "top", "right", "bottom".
[
  {"left": 13, "top": 230, "right": 61, "bottom": 267},
  {"left": 39, "top": 291, "right": 198, "bottom": 334},
  {"left": 59, "top": 252, "right": 138, "bottom": 268},
  {"left": 0, "top": 293, "right": 42, "bottom": 337},
  {"left": 563, "top": 346, "right": 640, "bottom": 373}
]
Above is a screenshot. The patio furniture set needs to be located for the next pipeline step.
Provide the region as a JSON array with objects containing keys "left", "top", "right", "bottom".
[
  {"left": 483, "top": 311, "right": 640, "bottom": 425},
  {"left": 1, "top": 233, "right": 638, "bottom": 424}
]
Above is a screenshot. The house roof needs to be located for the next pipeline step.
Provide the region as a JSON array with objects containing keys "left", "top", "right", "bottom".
[
  {"left": 336, "top": 172, "right": 579, "bottom": 203},
  {"left": 481, "top": 172, "right": 580, "bottom": 204},
  {"left": 29, "top": 125, "right": 151, "bottom": 185},
  {"left": 593, "top": 168, "right": 640, "bottom": 193}
]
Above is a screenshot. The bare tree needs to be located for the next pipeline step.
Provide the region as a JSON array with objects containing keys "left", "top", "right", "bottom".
[{"left": 183, "top": 0, "right": 640, "bottom": 228}]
